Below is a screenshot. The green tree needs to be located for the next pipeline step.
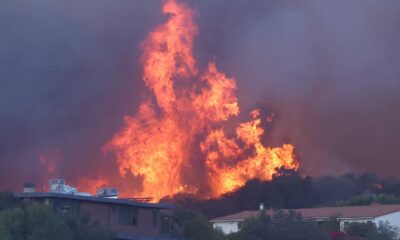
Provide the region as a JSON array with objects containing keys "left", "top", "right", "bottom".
[
  {"left": 319, "top": 216, "right": 340, "bottom": 233},
  {"left": 0, "top": 200, "right": 113, "bottom": 240},
  {"left": 0, "top": 208, "right": 24, "bottom": 240},
  {"left": 172, "top": 206, "right": 225, "bottom": 240},
  {"left": 232, "top": 210, "right": 330, "bottom": 240},
  {"left": 336, "top": 195, "right": 373, "bottom": 206},
  {"left": 25, "top": 203, "right": 73, "bottom": 240},
  {"left": 347, "top": 222, "right": 399, "bottom": 240},
  {"left": 0, "top": 192, "right": 21, "bottom": 211},
  {"left": 64, "top": 214, "right": 113, "bottom": 240},
  {"left": 0, "top": 224, "right": 12, "bottom": 240},
  {"left": 347, "top": 222, "right": 376, "bottom": 238}
]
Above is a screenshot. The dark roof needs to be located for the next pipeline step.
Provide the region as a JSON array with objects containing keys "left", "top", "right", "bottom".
[
  {"left": 15, "top": 192, "right": 173, "bottom": 209},
  {"left": 211, "top": 204, "right": 400, "bottom": 222}
]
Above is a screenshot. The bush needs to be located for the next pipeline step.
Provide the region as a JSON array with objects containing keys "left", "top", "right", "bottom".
[
  {"left": 231, "top": 210, "right": 330, "bottom": 240},
  {"left": 347, "top": 222, "right": 399, "bottom": 240},
  {"left": 0, "top": 192, "right": 21, "bottom": 211},
  {"left": 64, "top": 214, "right": 114, "bottom": 240},
  {"left": 172, "top": 206, "right": 226, "bottom": 240},
  {"left": 0, "top": 201, "right": 113, "bottom": 240},
  {"left": 25, "top": 203, "right": 73, "bottom": 240},
  {"left": 0, "top": 208, "right": 24, "bottom": 240}
]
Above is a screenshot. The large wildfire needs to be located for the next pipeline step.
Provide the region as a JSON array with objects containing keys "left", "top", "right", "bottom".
[{"left": 100, "top": 0, "right": 298, "bottom": 202}]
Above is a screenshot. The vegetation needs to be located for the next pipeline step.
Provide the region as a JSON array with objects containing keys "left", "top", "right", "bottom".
[
  {"left": 346, "top": 222, "right": 399, "bottom": 240},
  {"left": 0, "top": 192, "right": 21, "bottom": 211},
  {"left": 336, "top": 194, "right": 400, "bottom": 207},
  {"left": 319, "top": 216, "right": 340, "bottom": 233},
  {"left": 64, "top": 214, "right": 114, "bottom": 240},
  {"left": 172, "top": 206, "right": 225, "bottom": 240},
  {"left": 0, "top": 192, "right": 113, "bottom": 240},
  {"left": 227, "top": 210, "right": 329, "bottom": 240},
  {"left": 166, "top": 169, "right": 400, "bottom": 219}
]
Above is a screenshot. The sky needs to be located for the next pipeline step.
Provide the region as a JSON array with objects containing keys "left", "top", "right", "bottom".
[{"left": 1, "top": 0, "right": 400, "bottom": 191}]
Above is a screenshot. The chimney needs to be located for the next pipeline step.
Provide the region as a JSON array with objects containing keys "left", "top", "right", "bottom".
[
  {"left": 23, "top": 183, "right": 36, "bottom": 193},
  {"left": 259, "top": 203, "right": 264, "bottom": 211}
]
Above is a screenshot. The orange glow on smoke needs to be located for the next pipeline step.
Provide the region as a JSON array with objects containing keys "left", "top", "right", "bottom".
[
  {"left": 38, "top": 149, "right": 62, "bottom": 191},
  {"left": 38, "top": 149, "right": 63, "bottom": 176},
  {"left": 104, "top": 0, "right": 298, "bottom": 201},
  {"left": 76, "top": 177, "right": 109, "bottom": 195}
]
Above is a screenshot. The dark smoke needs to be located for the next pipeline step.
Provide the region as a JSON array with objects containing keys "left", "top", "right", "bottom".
[
  {"left": 188, "top": 0, "right": 400, "bottom": 177},
  {"left": 1, "top": 0, "right": 400, "bottom": 192},
  {"left": 0, "top": 0, "right": 163, "bottom": 190}
]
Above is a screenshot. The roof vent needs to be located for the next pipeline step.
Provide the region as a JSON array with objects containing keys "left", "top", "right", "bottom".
[
  {"left": 259, "top": 203, "right": 265, "bottom": 211},
  {"left": 96, "top": 188, "right": 118, "bottom": 199},
  {"left": 49, "top": 179, "right": 77, "bottom": 194},
  {"left": 23, "top": 182, "right": 36, "bottom": 193}
]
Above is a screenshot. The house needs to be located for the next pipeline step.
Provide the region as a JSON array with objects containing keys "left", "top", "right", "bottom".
[
  {"left": 16, "top": 191, "right": 174, "bottom": 240},
  {"left": 210, "top": 204, "right": 400, "bottom": 235}
]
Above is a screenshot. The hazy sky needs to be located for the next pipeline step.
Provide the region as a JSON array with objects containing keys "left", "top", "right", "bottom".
[{"left": 1, "top": 0, "right": 400, "bottom": 191}]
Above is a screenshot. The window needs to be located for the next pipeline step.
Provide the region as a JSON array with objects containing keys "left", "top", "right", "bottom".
[
  {"left": 215, "top": 226, "right": 223, "bottom": 231},
  {"left": 343, "top": 221, "right": 350, "bottom": 231},
  {"left": 131, "top": 208, "right": 138, "bottom": 225},
  {"left": 61, "top": 205, "right": 70, "bottom": 215},
  {"left": 118, "top": 206, "right": 131, "bottom": 225},
  {"left": 118, "top": 206, "right": 139, "bottom": 226},
  {"left": 379, "top": 220, "right": 384, "bottom": 228},
  {"left": 160, "top": 215, "right": 170, "bottom": 236},
  {"left": 238, "top": 222, "right": 243, "bottom": 230},
  {"left": 53, "top": 199, "right": 77, "bottom": 216},
  {"left": 153, "top": 210, "right": 158, "bottom": 228}
]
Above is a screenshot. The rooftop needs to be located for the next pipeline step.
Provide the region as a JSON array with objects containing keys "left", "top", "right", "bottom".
[
  {"left": 15, "top": 192, "right": 173, "bottom": 209},
  {"left": 211, "top": 204, "right": 400, "bottom": 222}
]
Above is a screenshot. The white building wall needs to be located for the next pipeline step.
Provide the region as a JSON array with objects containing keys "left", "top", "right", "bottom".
[
  {"left": 212, "top": 221, "right": 240, "bottom": 234},
  {"left": 374, "top": 211, "right": 400, "bottom": 229}
]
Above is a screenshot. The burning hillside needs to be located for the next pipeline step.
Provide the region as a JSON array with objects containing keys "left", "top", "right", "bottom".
[
  {"left": 3, "top": 0, "right": 400, "bottom": 205},
  {"left": 101, "top": 0, "right": 298, "bottom": 202}
]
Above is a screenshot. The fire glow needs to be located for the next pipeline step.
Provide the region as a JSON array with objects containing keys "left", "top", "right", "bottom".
[{"left": 103, "top": 0, "right": 298, "bottom": 201}]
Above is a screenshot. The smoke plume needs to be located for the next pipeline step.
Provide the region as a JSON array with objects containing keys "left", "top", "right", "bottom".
[{"left": 1, "top": 0, "right": 400, "bottom": 194}]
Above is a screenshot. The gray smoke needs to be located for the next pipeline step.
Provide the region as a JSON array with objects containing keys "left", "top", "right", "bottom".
[
  {"left": 1, "top": 0, "right": 400, "bottom": 192},
  {"left": 188, "top": 0, "right": 400, "bottom": 177},
  {"left": 0, "top": 0, "right": 163, "bottom": 190}
]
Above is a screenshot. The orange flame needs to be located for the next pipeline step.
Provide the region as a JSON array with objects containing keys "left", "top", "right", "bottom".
[{"left": 104, "top": 0, "right": 298, "bottom": 201}]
